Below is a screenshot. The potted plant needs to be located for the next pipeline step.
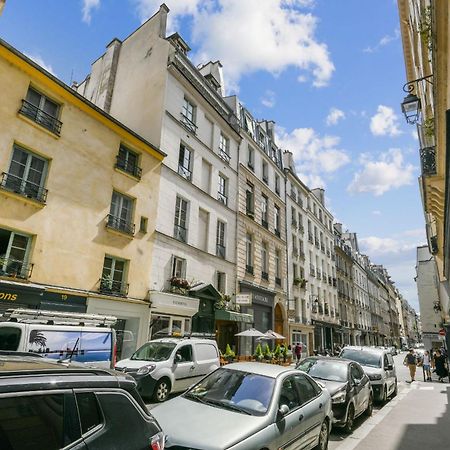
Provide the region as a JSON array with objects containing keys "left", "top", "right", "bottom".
[
  {"left": 224, "top": 344, "right": 235, "bottom": 363},
  {"left": 254, "top": 343, "right": 264, "bottom": 362},
  {"left": 263, "top": 344, "right": 272, "bottom": 362}
]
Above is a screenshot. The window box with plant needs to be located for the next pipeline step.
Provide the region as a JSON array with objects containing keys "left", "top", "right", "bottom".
[
  {"left": 293, "top": 278, "right": 307, "bottom": 289},
  {"left": 168, "top": 276, "right": 191, "bottom": 294}
]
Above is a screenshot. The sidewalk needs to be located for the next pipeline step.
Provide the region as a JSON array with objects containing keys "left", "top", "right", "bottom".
[{"left": 336, "top": 381, "right": 450, "bottom": 450}]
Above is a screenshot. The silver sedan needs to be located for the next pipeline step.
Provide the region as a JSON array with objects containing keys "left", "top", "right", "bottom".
[{"left": 151, "top": 362, "right": 332, "bottom": 450}]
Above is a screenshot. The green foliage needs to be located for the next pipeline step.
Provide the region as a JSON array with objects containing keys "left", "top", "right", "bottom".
[
  {"left": 254, "top": 343, "right": 263, "bottom": 361},
  {"left": 273, "top": 344, "right": 281, "bottom": 358},
  {"left": 282, "top": 345, "right": 288, "bottom": 357},
  {"left": 263, "top": 344, "right": 272, "bottom": 360},
  {"left": 224, "top": 344, "right": 235, "bottom": 359}
]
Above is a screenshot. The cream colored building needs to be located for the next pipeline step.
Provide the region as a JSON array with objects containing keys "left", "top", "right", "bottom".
[{"left": 0, "top": 38, "right": 165, "bottom": 359}]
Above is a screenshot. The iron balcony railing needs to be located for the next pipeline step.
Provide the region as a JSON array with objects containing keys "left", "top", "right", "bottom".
[
  {"left": 174, "top": 224, "right": 187, "bottom": 243},
  {"left": 19, "top": 99, "right": 62, "bottom": 135},
  {"left": 274, "top": 229, "right": 281, "bottom": 238},
  {"left": 246, "top": 265, "right": 254, "bottom": 275},
  {"left": 1, "top": 172, "right": 48, "bottom": 203},
  {"left": 262, "top": 219, "right": 268, "bottom": 229},
  {"left": 420, "top": 146, "right": 436, "bottom": 176},
  {"left": 275, "top": 277, "right": 282, "bottom": 286},
  {"left": 310, "top": 265, "right": 315, "bottom": 277},
  {"left": 262, "top": 271, "right": 269, "bottom": 281},
  {"left": 219, "top": 150, "right": 231, "bottom": 164},
  {"left": 106, "top": 214, "right": 135, "bottom": 235},
  {"left": 0, "top": 257, "right": 33, "bottom": 279},
  {"left": 180, "top": 113, "right": 198, "bottom": 134},
  {"left": 115, "top": 155, "right": 142, "bottom": 179},
  {"left": 178, "top": 164, "right": 192, "bottom": 181},
  {"left": 216, "top": 244, "right": 226, "bottom": 259},
  {"left": 314, "top": 239, "right": 320, "bottom": 249},
  {"left": 217, "top": 191, "right": 228, "bottom": 205},
  {"left": 291, "top": 219, "right": 298, "bottom": 228},
  {"left": 99, "top": 277, "right": 129, "bottom": 296}
]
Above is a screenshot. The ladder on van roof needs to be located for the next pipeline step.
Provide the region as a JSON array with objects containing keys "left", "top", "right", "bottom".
[{"left": 2, "top": 308, "right": 117, "bottom": 327}]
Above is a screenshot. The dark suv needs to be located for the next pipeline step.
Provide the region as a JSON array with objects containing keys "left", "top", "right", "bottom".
[{"left": 0, "top": 354, "right": 165, "bottom": 450}]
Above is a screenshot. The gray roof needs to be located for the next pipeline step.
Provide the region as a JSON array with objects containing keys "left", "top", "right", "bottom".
[{"left": 224, "top": 362, "right": 295, "bottom": 378}]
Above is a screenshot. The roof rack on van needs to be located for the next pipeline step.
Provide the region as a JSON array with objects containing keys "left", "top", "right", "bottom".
[
  {"left": 154, "top": 331, "right": 216, "bottom": 339},
  {"left": 2, "top": 309, "right": 117, "bottom": 327}
]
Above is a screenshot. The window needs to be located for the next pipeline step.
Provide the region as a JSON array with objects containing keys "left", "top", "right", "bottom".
[
  {"left": 246, "top": 182, "right": 254, "bottom": 217},
  {"left": 261, "top": 194, "right": 269, "bottom": 228},
  {"left": 261, "top": 241, "right": 268, "bottom": 279},
  {"left": 108, "top": 191, "right": 134, "bottom": 235},
  {"left": 116, "top": 145, "right": 141, "bottom": 178},
  {"left": 216, "top": 220, "right": 226, "bottom": 258},
  {"left": 201, "top": 159, "right": 212, "bottom": 193},
  {"left": 0, "top": 228, "right": 32, "bottom": 278},
  {"left": 294, "top": 374, "right": 320, "bottom": 403},
  {"left": 218, "top": 174, "right": 228, "bottom": 205},
  {"left": 2, "top": 145, "right": 48, "bottom": 203},
  {"left": 100, "top": 256, "right": 128, "bottom": 295},
  {"left": 291, "top": 206, "right": 297, "bottom": 227},
  {"left": 275, "top": 174, "right": 280, "bottom": 195},
  {"left": 217, "top": 271, "right": 226, "bottom": 293},
  {"left": 172, "top": 256, "right": 186, "bottom": 278},
  {"left": 139, "top": 216, "right": 148, "bottom": 233},
  {"left": 178, "top": 143, "right": 192, "bottom": 181},
  {"left": 20, "top": 87, "right": 62, "bottom": 135},
  {"left": 76, "top": 392, "right": 102, "bottom": 435},
  {"left": 279, "top": 376, "right": 301, "bottom": 411},
  {"left": 246, "top": 233, "right": 253, "bottom": 273},
  {"left": 274, "top": 205, "right": 280, "bottom": 237},
  {"left": 198, "top": 209, "right": 209, "bottom": 252},
  {"left": 275, "top": 249, "right": 281, "bottom": 285},
  {"left": 219, "top": 133, "right": 231, "bottom": 163},
  {"left": 0, "top": 326, "right": 22, "bottom": 351},
  {"left": 262, "top": 161, "right": 268, "bottom": 184},
  {"left": 181, "top": 97, "right": 197, "bottom": 133},
  {"left": 174, "top": 196, "right": 188, "bottom": 242},
  {"left": 176, "top": 344, "right": 193, "bottom": 362},
  {"left": 247, "top": 146, "right": 254, "bottom": 170}
]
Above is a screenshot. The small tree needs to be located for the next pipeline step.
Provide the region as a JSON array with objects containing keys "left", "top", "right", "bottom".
[
  {"left": 254, "top": 343, "right": 263, "bottom": 361},
  {"left": 282, "top": 345, "right": 288, "bottom": 362},
  {"left": 263, "top": 343, "right": 272, "bottom": 361},
  {"left": 273, "top": 344, "right": 281, "bottom": 359},
  {"left": 224, "top": 344, "right": 235, "bottom": 362}
]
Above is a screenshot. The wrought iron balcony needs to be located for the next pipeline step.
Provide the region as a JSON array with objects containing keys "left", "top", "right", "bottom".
[
  {"left": 178, "top": 164, "right": 192, "bottom": 181},
  {"left": 299, "top": 225, "right": 304, "bottom": 234},
  {"left": 315, "top": 239, "right": 320, "bottom": 249},
  {"left": 308, "top": 233, "right": 314, "bottom": 243},
  {"left": 99, "top": 277, "right": 129, "bottom": 296},
  {"left": 217, "top": 191, "right": 228, "bottom": 205},
  {"left": 174, "top": 224, "right": 187, "bottom": 243},
  {"left": 1, "top": 172, "right": 48, "bottom": 203},
  {"left": 261, "top": 219, "right": 268, "bottom": 229},
  {"left": 106, "top": 214, "right": 135, "bottom": 235},
  {"left": 216, "top": 244, "right": 226, "bottom": 259},
  {"left": 246, "top": 265, "right": 254, "bottom": 275},
  {"left": 0, "top": 257, "right": 33, "bottom": 279},
  {"left": 291, "top": 219, "right": 298, "bottom": 228},
  {"left": 115, "top": 155, "right": 142, "bottom": 179},
  {"left": 274, "top": 229, "right": 281, "bottom": 238},
  {"left": 19, "top": 99, "right": 62, "bottom": 135},
  {"left": 262, "top": 271, "right": 269, "bottom": 281},
  {"left": 219, "top": 150, "right": 231, "bottom": 164},
  {"left": 420, "top": 146, "right": 436, "bottom": 176},
  {"left": 275, "top": 277, "right": 282, "bottom": 286},
  {"left": 180, "top": 113, "right": 198, "bottom": 134}
]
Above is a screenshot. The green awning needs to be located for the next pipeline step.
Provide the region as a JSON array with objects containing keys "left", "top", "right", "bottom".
[{"left": 215, "top": 309, "right": 253, "bottom": 323}]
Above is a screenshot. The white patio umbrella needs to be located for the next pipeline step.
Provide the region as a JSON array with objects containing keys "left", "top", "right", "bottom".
[
  {"left": 263, "top": 330, "right": 286, "bottom": 340},
  {"left": 235, "top": 328, "right": 266, "bottom": 338}
]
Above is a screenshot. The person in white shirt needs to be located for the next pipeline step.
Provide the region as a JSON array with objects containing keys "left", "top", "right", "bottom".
[{"left": 422, "top": 350, "right": 432, "bottom": 381}]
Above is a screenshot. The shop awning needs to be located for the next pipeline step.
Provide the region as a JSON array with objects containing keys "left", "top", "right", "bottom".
[{"left": 215, "top": 309, "right": 253, "bottom": 323}]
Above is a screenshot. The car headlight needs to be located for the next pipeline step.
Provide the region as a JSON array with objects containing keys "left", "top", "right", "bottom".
[
  {"left": 368, "top": 374, "right": 382, "bottom": 381},
  {"left": 332, "top": 390, "right": 346, "bottom": 404},
  {"left": 150, "top": 431, "right": 166, "bottom": 450},
  {"left": 137, "top": 364, "right": 156, "bottom": 375}
]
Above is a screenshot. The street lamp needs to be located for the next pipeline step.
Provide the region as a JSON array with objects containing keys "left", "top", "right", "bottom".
[{"left": 400, "top": 75, "right": 433, "bottom": 125}]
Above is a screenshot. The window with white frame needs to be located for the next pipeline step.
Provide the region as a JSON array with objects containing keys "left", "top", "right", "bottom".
[
  {"left": 262, "top": 161, "right": 268, "bottom": 184},
  {"left": 108, "top": 191, "right": 134, "bottom": 235},
  {"left": 174, "top": 196, "right": 188, "bottom": 242},
  {"left": 217, "top": 271, "right": 226, "bottom": 293},
  {"left": 261, "top": 194, "right": 269, "bottom": 227},
  {"left": 0, "top": 228, "right": 32, "bottom": 278},
  {"left": 274, "top": 205, "right": 280, "bottom": 235},
  {"left": 181, "top": 97, "right": 197, "bottom": 133},
  {"left": 218, "top": 133, "right": 231, "bottom": 163},
  {"left": 275, "top": 174, "right": 280, "bottom": 195},
  {"left": 246, "top": 233, "right": 253, "bottom": 272},
  {"left": 246, "top": 182, "right": 254, "bottom": 216},
  {"left": 216, "top": 220, "right": 226, "bottom": 258},
  {"left": 247, "top": 146, "right": 254, "bottom": 170},
  {"left": 178, "top": 143, "right": 192, "bottom": 180},
  {"left": 261, "top": 241, "right": 268, "bottom": 276},
  {"left": 275, "top": 249, "right": 281, "bottom": 282},
  {"left": 218, "top": 174, "right": 228, "bottom": 205},
  {"left": 100, "top": 255, "right": 128, "bottom": 295},
  {"left": 171, "top": 256, "right": 186, "bottom": 278}
]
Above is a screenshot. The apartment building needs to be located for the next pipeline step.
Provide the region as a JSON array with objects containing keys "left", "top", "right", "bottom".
[
  {"left": 0, "top": 38, "right": 165, "bottom": 358},
  {"left": 366, "top": 264, "right": 384, "bottom": 346},
  {"left": 75, "top": 6, "right": 250, "bottom": 344}
]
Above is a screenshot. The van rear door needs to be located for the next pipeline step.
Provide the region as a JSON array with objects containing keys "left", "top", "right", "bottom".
[
  {"left": 79, "top": 330, "right": 113, "bottom": 368},
  {"left": 0, "top": 325, "right": 22, "bottom": 351}
]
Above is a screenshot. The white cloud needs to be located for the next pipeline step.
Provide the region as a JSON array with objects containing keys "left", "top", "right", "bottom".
[
  {"left": 261, "top": 90, "right": 276, "bottom": 108},
  {"left": 363, "top": 28, "right": 400, "bottom": 53},
  {"left": 326, "top": 107, "right": 345, "bottom": 126},
  {"left": 82, "top": 0, "right": 100, "bottom": 24},
  {"left": 370, "top": 105, "right": 402, "bottom": 137},
  {"left": 412, "top": 129, "right": 418, "bottom": 140},
  {"left": 24, "top": 53, "right": 56, "bottom": 76},
  {"left": 134, "top": 0, "right": 334, "bottom": 90},
  {"left": 347, "top": 148, "right": 416, "bottom": 196},
  {"left": 372, "top": 210, "right": 381, "bottom": 216},
  {"left": 277, "top": 127, "right": 350, "bottom": 188}
]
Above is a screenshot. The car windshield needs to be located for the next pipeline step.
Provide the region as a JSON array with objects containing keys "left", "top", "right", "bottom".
[
  {"left": 297, "top": 359, "right": 348, "bottom": 382},
  {"left": 185, "top": 368, "right": 275, "bottom": 416},
  {"left": 341, "top": 349, "right": 382, "bottom": 368},
  {"left": 130, "top": 342, "right": 176, "bottom": 362}
]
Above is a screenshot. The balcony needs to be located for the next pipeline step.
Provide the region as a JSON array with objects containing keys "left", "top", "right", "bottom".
[
  {"left": 310, "top": 265, "right": 316, "bottom": 277},
  {"left": 262, "top": 271, "right": 269, "bottom": 281},
  {"left": 326, "top": 249, "right": 331, "bottom": 257},
  {"left": 1, "top": 172, "right": 48, "bottom": 203},
  {"left": 332, "top": 278, "right": 337, "bottom": 287},
  {"left": 106, "top": 214, "right": 135, "bottom": 236},
  {"left": 290, "top": 191, "right": 297, "bottom": 201},
  {"left": 115, "top": 155, "right": 142, "bottom": 179},
  {"left": 174, "top": 224, "right": 187, "bottom": 243},
  {"left": 19, "top": 99, "right": 62, "bottom": 135},
  {"left": 180, "top": 113, "right": 198, "bottom": 134},
  {"left": 291, "top": 220, "right": 298, "bottom": 229},
  {"left": 217, "top": 192, "right": 228, "bottom": 205},
  {"left": 246, "top": 265, "right": 254, "bottom": 275},
  {"left": 420, "top": 146, "right": 436, "bottom": 176},
  {"left": 261, "top": 219, "right": 268, "bottom": 229},
  {"left": 320, "top": 244, "right": 325, "bottom": 253},
  {"left": 99, "top": 277, "right": 129, "bottom": 297},
  {"left": 246, "top": 207, "right": 255, "bottom": 219},
  {"left": 216, "top": 244, "right": 226, "bottom": 259},
  {"left": 298, "top": 225, "right": 304, "bottom": 234},
  {"left": 178, "top": 164, "right": 192, "bottom": 181},
  {"left": 316, "top": 269, "right": 322, "bottom": 280},
  {"left": 328, "top": 276, "right": 332, "bottom": 285},
  {"left": 275, "top": 277, "right": 282, "bottom": 287},
  {"left": 219, "top": 150, "right": 231, "bottom": 164},
  {"left": 274, "top": 229, "right": 281, "bottom": 238},
  {"left": 0, "top": 257, "right": 33, "bottom": 279},
  {"left": 314, "top": 239, "right": 320, "bottom": 249}
]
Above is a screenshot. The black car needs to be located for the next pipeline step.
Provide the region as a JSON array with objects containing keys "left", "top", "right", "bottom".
[
  {"left": 0, "top": 354, "right": 165, "bottom": 450},
  {"left": 297, "top": 357, "right": 373, "bottom": 433}
]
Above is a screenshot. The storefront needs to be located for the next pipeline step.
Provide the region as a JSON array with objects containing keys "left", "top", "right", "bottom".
[
  {"left": 215, "top": 309, "right": 253, "bottom": 354},
  {"left": 288, "top": 322, "right": 314, "bottom": 357}
]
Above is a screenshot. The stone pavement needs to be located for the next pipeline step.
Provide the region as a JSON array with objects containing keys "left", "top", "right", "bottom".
[{"left": 335, "top": 380, "right": 450, "bottom": 450}]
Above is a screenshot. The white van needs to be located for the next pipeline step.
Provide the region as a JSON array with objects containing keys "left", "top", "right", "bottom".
[
  {"left": 0, "top": 308, "right": 117, "bottom": 368},
  {"left": 116, "top": 337, "right": 220, "bottom": 402}
]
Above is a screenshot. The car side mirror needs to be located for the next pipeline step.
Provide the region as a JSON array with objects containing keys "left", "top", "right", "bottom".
[{"left": 277, "top": 404, "right": 289, "bottom": 420}]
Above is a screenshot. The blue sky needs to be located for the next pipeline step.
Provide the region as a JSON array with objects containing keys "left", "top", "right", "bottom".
[{"left": 0, "top": 0, "right": 425, "bottom": 309}]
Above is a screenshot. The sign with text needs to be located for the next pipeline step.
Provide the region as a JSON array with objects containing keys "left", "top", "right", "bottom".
[{"left": 235, "top": 294, "right": 251, "bottom": 305}]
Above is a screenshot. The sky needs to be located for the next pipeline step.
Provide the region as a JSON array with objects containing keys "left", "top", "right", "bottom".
[{"left": 0, "top": 0, "right": 426, "bottom": 310}]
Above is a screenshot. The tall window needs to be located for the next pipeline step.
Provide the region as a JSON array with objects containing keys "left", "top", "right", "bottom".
[
  {"left": 174, "top": 196, "right": 188, "bottom": 242},
  {"left": 291, "top": 207, "right": 297, "bottom": 227},
  {"left": 217, "top": 271, "right": 226, "bottom": 293},
  {"left": 219, "top": 133, "right": 230, "bottom": 163},
  {"left": 178, "top": 144, "right": 192, "bottom": 180},
  {"left": 100, "top": 256, "right": 127, "bottom": 295},
  {"left": 216, "top": 220, "right": 226, "bottom": 258},
  {"left": 172, "top": 256, "right": 186, "bottom": 278},
  {"left": 3, "top": 145, "right": 48, "bottom": 203},
  {"left": 116, "top": 145, "right": 141, "bottom": 178},
  {"left": 261, "top": 194, "right": 269, "bottom": 227},
  {"left": 181, "top": 97, "right": 196, "bottom": 132},
  {"left": 275, "top": 174, "right": 280, "bottom": 195},
  {"left": 247, "top": 146, "right": 254, "bottom": 170},
  {"left": 275, "top": 249, "right": 281, "bottom": 284},
  {"left": 246, "top": 182, "right": 254, "bottom": 217},
  {"left": 108, "top": 191, "right": 134, "bottom": 235},
  {"left": 274, "top": 205, "right": 280, "bottom": 236},
  {"left": 0, "top": 228, "right": 31, "bottom": 279},
  {"left": 218, "top": 174, "right": 228, "bottom": 205},
  {"left": 262, "top": 161, "right": 268, "bottom": 184},
  {"left": 261, "top": 241, "right": 268, "bottom": 278},
  {"left": 246, "top": 233, "right": 253, "bottom": 273}
]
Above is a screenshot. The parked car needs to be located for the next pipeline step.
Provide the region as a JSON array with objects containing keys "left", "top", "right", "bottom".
[
  {"left": 0, "top": 353, "right": 165, "bottom": 450},
  {"left": 115, "top": 337, "right": 220, "bottom": 402},
  {"left": 297, "top": 357, "right": 373, "bottom": 433},
  {"left": 339, "top": 346, "right": 397, "bottom": 402},
  {"left": 151, "top": 362, "right": 332, "bottom": 450},
  {"left": 387, "top": 346, "right": 398, "bottom": 356},
  {"left": 0, "top": 308, "right": 117, "bottom": 368}
]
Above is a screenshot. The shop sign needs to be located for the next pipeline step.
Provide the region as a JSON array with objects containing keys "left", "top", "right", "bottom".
[
  {"left": 235, "top": 294, "right": 251, "bottom": 305},
  {"left": 150, "top": 291, "right": 200, "bottom": 316},
  {"left": 0, "top": 283, "right": 44, "bottom": 306},
  {"left": 252, "top": 293, "right": 273, "bottom": 307}
]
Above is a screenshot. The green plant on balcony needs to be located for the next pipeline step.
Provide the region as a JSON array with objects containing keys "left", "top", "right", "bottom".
[
  {"left": 168, "top": 276, "right": 191, "bottom": 294},
  {"left": 294, "top": 277, "right": 307, "bottom": 288},
  {"left": 423, "top": 117, "right": 435, "bottom": 138},
  {"left": 418, "top": 5, "right": 432, "bottom": 55}
]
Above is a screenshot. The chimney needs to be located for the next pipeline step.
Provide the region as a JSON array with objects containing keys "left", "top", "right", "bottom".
[
  {"left": 198, "top": 61, "right": 225, "bottom": 96},
  {"left": 283, "top": 150, "right": 295, "bottom": 171},
  {"left": 311, "top": 188, "right": 325, "bottom": 205},
  {"left": 334, "top": 223, "right": 343, "bottom": 234},
  {"left": 158, "top": 4, "right": 170, "bottom": 38}
]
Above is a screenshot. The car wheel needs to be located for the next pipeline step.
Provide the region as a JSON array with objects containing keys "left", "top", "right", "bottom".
[
  {"left": 382, "top": 386, "right": 388, "bottom": 403},
  {"left": 343, "top": 404, "right": 355, "bottom": 434},
  {"left": 153, "top": 378, "right": 171, "bottom": 403},
  {"left": 314, "top": 420, "right": 329, "bottom": 450},
  {"left": 365, "top": 394, "right": 373, "bottom": 417},
  {"left": 392, "top": 380, "right": 398, "bottom": 398}
]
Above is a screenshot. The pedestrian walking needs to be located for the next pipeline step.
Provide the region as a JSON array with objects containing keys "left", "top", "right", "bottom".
[
  {"left": 403, "top": 348, "right": 417, "bottom": 382},
  {"left": 294, "top": 342, "right": 302, "bottom": 363},
  {"left": 434, "top": 349, "right": 448, "bottom": 382},
  {"left": 422, "top": 350, "right": 432, "bottom": 381}
]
